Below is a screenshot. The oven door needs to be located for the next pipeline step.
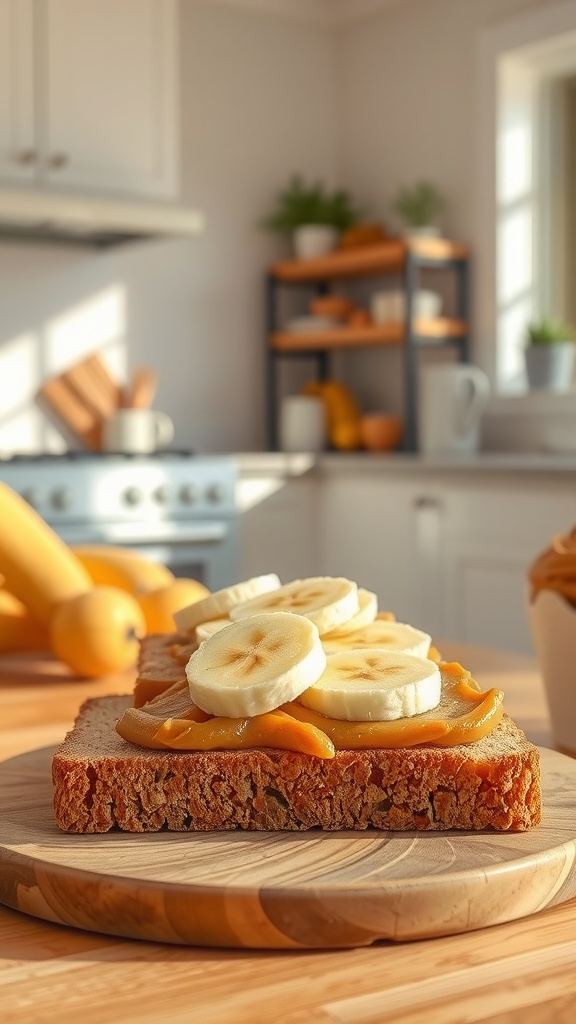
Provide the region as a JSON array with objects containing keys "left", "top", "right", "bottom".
[{"left": 56, "top": 519, "right": 240, "bottom": 592}]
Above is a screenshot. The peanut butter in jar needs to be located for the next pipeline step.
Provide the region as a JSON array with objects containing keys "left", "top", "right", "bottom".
[
  {"left": 528, "top": 526, "right": 576, "bottom": 607},
  {"left": 527, "top": 525, "right": 576, "bottom": 758}
]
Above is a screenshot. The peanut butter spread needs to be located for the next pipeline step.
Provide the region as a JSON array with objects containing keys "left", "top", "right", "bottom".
[
  {"left": 528, "top": 525, "right": 576, "bottom": 605},
  {"left": 116, "top": 662, "right": 504, "bottom": 757}
]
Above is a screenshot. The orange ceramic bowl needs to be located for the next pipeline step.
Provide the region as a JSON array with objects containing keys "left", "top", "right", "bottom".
[
  {"left": 360, "top": 414, "right": 403, "bottom": 452},
  {"left": 310, "top": 295, "right": 354, "bottom": 320}
]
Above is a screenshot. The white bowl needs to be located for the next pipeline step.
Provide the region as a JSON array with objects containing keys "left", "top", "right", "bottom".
[
  {"left": 370, "top": 289, "right": 442, "bottom": 324},
  {"left": 285, "top": 315, "right": 340, "bottom": 333}
]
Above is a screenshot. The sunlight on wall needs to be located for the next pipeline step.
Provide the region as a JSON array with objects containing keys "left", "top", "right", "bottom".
[
  {"left": 496, "top": 57, "right": 536, "bottom": 392},
  {"left": 0, "top": 284, "right": 127, "bottom": 454},
  {"left": 45, "top": 285, "right": 127, "bottom": 381},
  {"left": 0, "top": 332, "right": 43, "bottom": 453}
]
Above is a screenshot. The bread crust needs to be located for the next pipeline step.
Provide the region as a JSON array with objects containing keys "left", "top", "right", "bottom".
[{"left": 52, "top": 695, "right": 541, "bottom": 834}]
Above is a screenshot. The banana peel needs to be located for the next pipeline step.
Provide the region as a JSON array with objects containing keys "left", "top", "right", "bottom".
[{"left": 302, "top": 380, "right": 362, "bottom": 450}]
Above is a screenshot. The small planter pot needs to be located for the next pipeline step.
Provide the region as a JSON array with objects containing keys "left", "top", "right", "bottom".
[
  {"left": 524, "top": 342, "right": 576, "bottom": 392},
  {"left": 402, "top": 225, "right": 441, "bottom": 240},
  {"left": 292, "top": 225, "right": 338, "bottom": 260}
]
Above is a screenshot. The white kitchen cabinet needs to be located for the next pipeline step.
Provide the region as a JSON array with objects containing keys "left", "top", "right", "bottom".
[
  {"left": 0, "top": 0, "right": 178, "bottom": 198},
  {"left": 318, "top": 474, "right": 436, "bottom": 630},
  {"left": 317, "top": 466, "right": 576, "bottom": 654},
  {"left": 240, "top": 476, "right": 320, "bottom": 586},
  {"left": 0, "top": 0, "right": 35, "bottom": 184},
  {"left": 439, "top": 480, "right": 576, "bottom": 653}
]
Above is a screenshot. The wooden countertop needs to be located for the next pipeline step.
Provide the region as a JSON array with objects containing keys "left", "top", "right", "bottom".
[{"left": 1, "top": 644, "right": 575, "bottom": 1024}]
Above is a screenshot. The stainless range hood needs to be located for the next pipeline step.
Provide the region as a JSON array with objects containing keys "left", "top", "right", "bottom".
[{"left": 0, "top": 187, "right": 204, "bottom": 247}]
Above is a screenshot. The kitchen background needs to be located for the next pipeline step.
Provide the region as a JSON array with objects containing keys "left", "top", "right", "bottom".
[
  {"left": 3, "top": 0, "right": 576, "bottom": 454},
  {"left": 1, "top": 0, "right": 575, "bottom": 657}
]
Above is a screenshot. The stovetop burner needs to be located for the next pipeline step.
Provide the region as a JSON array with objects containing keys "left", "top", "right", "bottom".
[{"left": 1, "top": 449, "right": 196, "bottom": 463}]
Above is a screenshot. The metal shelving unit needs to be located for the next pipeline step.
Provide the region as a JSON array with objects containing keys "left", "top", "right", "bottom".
[{"left": 265, "top": 237, "right": 470, "bottom": 452}]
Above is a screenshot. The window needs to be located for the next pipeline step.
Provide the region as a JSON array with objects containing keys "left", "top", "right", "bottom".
[{"left": 477, "top": 2, "right": 576, "bottom": 398}]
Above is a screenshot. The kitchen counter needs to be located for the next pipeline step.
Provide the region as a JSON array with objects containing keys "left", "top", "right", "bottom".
[
  {"left": 318, "top": 450, "right": 576, "bottom": 475},
  {"left": 2, "top": 647, "right": 575, "bottom": 1023},
  {"left": 234, "top": 450, "right": 576, "bottom": 477}
]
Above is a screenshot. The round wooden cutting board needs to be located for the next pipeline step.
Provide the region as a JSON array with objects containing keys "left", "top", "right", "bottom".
[{"left": 0, "top": 745, "right": 575, "bottom": 949}]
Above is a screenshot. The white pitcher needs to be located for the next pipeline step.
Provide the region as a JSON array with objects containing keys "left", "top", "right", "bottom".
[{"left": 418, "top": 364, "right": 490, "bottom": 454}]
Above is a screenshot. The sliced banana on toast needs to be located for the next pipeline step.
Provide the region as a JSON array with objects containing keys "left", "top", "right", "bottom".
[
  {"left": 229, "top": 576, "right": 359, "bottom": 635},
  {"left": 195, "top": 617, "right": 230, "bottom": 642},
  {"left": 322, "top": 618, "right": 431, "bottom": 657},
  {"left": 173, "top": 574, "right": 281, "bottom": 632},
  {"left": 186, "top": 611, "right": 326, "bottom": 717},
  {"left": 299, "top": 649, "right": 441, "bottom": 721},
  {"left": 321, "top": 587, "right": 378, "bottom": 636}
]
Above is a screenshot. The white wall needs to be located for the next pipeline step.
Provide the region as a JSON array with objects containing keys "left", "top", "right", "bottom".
[
  {"left": 0, "top": 0, "right": 565, "bottom": 455},
  {"left": 337, "top": 0, "right": 555, "bottom": 414},
  {"left": 0, "top": 0, "right": 339, "bottom": 454}
]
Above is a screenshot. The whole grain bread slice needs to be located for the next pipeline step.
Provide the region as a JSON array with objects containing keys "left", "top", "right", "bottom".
[{"left": 52, "top": 693, "right": 541, "bottom": 834}]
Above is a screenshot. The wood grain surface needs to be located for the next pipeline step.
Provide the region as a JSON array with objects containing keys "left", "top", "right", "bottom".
[
  {"left": 0, "top": 745, "right": 574, "bottom": 950},
  {"left": 2, "top": 647, "right": 576, "bottom": 1023}
]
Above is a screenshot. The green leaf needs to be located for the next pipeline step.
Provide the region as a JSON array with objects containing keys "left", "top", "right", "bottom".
[
  {"left": 526, "top": 318, "right": 575, "bottom": 344},
  {"left": 392, "top": 181, "right": 444, "bottom": 228},
  {"left": 262, "top": 175, "right": 360, "bottom": 234}
]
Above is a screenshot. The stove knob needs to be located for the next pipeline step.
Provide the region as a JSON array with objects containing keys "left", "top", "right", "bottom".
[
  {"left": 206, "top": 483, "right": 226, "bottom": 504},
  {"left": 123, "top": 486, "right": 144, "bottom": 506},
  {"left": 153, "top": 485, "right": 170, "bottom": 505},
  {"left": 179, "top": 484, "right": 198, "bottom": 506},
  {"left": 51, "top": 488, "right": 72, "bottom": 511}
]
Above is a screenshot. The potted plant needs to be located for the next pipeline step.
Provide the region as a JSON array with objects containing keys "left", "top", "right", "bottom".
[
  {"left": 263, "top": 174, "right": 359, "bottom": 259},
  {"left": 392, "top": 180, "right": 445, "bottom": 238},
  {"left": 525, "top": 319, "right": 576, "bottom": 392}
]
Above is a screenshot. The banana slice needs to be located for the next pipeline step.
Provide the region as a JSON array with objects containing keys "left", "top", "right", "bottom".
[
  {"left": 321, "top": 588, "right": 378, "bottom": 636},
  {"left": 173, "top": 574, "right": 281, "bottom": 632},
  {"left": 185, "top": 611, "right": 326, "bottom": 717},
  {"left": 322, "top": 619, "right": 431, "bottom": 657},
  {"left": 195, "top": 617, "right": 230, "bottom": 642},
  {"left": 299, "top": 649, "right": 441, "bottom": 721},
  {"left": 229, "top": 576, "right": 359, "bottom": 636}
]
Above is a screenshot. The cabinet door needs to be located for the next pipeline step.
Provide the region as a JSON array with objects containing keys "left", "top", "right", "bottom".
[
  {"left": 0, "top": 0, "right": 35, "bottom": 183},
  {"left": 440, "top": 480, "right": 576, "bottom": 653},
  {"left": 319, "top": 475, "right": 434, "bottom": 629},
  {"left": 442, "top": 536, "right": 535, "bottom": 653},
  {"left": 42, "top": 0, "right": 178, "bottom": 197},
  {"left": 240, "top": 478, "right": 320, "bottom": 584}
]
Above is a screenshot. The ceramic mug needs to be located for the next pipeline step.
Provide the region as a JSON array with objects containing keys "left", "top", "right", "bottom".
[
  {"left": 102, "top": 408, "right": 175, "bottom": 454},
  {"left": 418, "top": 364, "right": 490, "bottom": 455},
  {"left": 279, "top": 395, "right": 326, "bottom": 452}
]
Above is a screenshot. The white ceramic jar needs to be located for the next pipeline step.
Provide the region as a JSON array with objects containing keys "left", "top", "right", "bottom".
[{"left": 279, "top": 395, "right": 326, "bottom": 452}]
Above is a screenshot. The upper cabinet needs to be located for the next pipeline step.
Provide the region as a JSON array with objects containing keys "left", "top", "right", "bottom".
[
  {"left": 0, "top": 0, "right": 179, "bottom": 199},
  {"left": 0, "top": 1, "right": 35, "bottom": 184}
]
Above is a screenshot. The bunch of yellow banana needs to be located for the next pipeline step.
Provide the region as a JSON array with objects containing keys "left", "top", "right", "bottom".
[
  {"left": 0, "top": 481, "right": 209, "bottom": 674},
  {"left": 302, "top": 379, "right": 362, "bottom": 450}
]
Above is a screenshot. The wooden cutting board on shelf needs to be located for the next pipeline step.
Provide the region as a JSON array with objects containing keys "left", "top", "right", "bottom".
[
  {"left": 37, "top": 376, "right": 102, "bottom": 450},
  {"left": 0, "top": 745, "right": 575, "bottom": 949},
  {"left": 124, "top": 366, "right": 158, "bottom": 408},
  {"left": 38, "top": 355, "right": 123, "bottom": 449},
  {"left": 61, "top": 354, "right": 122, "bottom": 421}
]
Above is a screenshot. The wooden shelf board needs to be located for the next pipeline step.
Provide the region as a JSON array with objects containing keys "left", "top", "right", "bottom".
[
  {"left": 270, "top": 239, "right": 469, "bottom": 283},
  {"left": 271, "top": 318, "right": 467, "bottom": 352}
]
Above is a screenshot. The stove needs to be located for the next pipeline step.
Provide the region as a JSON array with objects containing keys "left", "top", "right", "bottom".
[{"left": 0, "top": 451, "right": 240, "bottom": 591}]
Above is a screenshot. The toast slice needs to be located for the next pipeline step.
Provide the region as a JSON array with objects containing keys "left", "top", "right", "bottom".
[{"left": 52, "top": 690, "right": 542, "bottom": 834}]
